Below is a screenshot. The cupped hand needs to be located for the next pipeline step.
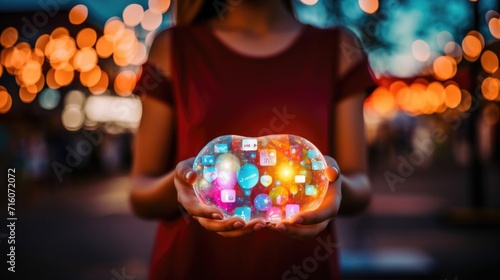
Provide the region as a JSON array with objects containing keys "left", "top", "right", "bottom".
[
  {"left": 268, "top": 156, "right": 342, "bottom": 240},
  {"left": 174, "top": 157, "right": 266, "bottom": 237}
]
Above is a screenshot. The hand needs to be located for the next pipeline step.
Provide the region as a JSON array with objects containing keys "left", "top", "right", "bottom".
[
  {"left": 268, "top": 156, "right": 342, "bottom": 240},
  {"left": 174, "top": 157, "right": 267, "bottom": 237}
]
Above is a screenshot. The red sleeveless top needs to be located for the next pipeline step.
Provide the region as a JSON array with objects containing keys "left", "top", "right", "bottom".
[{"left": 136, "top": 23, "right": 376, "bottom": 280}]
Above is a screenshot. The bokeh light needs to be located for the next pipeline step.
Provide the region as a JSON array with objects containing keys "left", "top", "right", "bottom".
[
  {"left": 62, "top": 105, "right": 85, "bottom": 131},
  {"left": 96, "top": 35, "right": 114, "bottom": 58},
  {"left": 444, "top": 83, "right": 461, "bottom": 108},
  {"left": 481, "top": 50, "right": 499, "bottom": 73},
  {"left": 0, "top": 90, "right": 12, "bottom": 114},
  {"left": 462, "top": 31, "right": 484, "bottom": 61},
  {"left": 114, "top": 70, "right": 137, "bottom": 96},
  {"left": 39, "top": 88, "right": 61, "bottom": 110},
  {"left": 19, "top": 86, "right": 37, "bottom": 103},
  {"left": 74, "top": 47, "right": 98, "bottom": 72},
  {"left": 69, "top": 4, "right": 88, "bottom": 25},
  {"left": 141, "top": 9, "right": 163, "bottom": 31},
  {"left": 432, "top": 56, "right": 457, "bottom": 81},
  {"left": 358, "top": 0, "right": 379, "bottom": 14},
  {"left": 148, "top": 0, "right": 171, "bottom": 13},
  {"left": 80, "top": 66, "right": 102, "bottom": 88},
  {"left": 300, "top": 0, "right": 319, "bottom": 5},
  {"left": 89, "top": 71, "right": 109, "bottom": 95},
  {"left": 488, "top": 17, "right": 500, "bottom": 39},
  {"left": 76, "top": 28, "right": 97, "bottom": 49},
  {"left": 412, "top": 40, "right": 431, "bottom": 62},
  {"left": 481, "top": 77, "right": 500, "bottom": 101},
  {"left": 1, "top": 27, "right": 18, "bottom": 48},
  {"left": 123, "top": 4, "right": 144, "bottom": 27}
]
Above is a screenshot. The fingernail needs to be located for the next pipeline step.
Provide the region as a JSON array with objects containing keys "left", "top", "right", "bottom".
[
  {"left": 211, "top": 213, "right": 223, "bottom": 220},
  {"left": 185, "top": 170, "right": 195, "bottom": 180},
  {"left": 253, "top": 223, "right": 265, "bottom": 231},
  {"left": 276, "top": 224, "right": 287, "bottom": 232},
  {"left": 233, "top": 221, "right": 244, "bottom": 229}
]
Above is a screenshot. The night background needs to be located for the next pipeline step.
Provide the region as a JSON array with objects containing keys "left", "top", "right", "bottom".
[{"left": 1, "top": 0, "right": 499, "bottom": 279}]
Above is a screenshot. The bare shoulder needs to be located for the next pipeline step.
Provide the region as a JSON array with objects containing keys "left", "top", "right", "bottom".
[{"left": 147, "top": 28, "right": 174, "bottom": 77}]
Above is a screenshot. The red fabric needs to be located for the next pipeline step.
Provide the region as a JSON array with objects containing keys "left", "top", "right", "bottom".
[{"left": 137, "top": 23, "right": 376, "bottom": 280}]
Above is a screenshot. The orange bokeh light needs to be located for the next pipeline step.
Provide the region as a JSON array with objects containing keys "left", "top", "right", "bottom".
[
  {"left": 358, "top": 0, "right": 379, "bottom": 14},
  {"left": 89, "top": 71, "right": 109, "bottom": 95},
  {"left": 104, "top": 18, "right": 125, "bottom": 41},
  {"left": 69, "top": 4, "right": 88, "bottom": 25},
  {"left": 481, "top": 50, "right": 499, "bottom": 73},
  {"left": 148, "top": 0, "right": 171, "bottom": 13},
  {"left": 445, "top": 84, "right": 461, "bottom": 108},
  {"left": 19, "top": 86, "right": 37, "bottom": 103},
  {"left": 96, "top": 35, "right": 114, "bottom": 58},
  {"left": 462, "top": 32, "right": 484, "bottom": 61},
  {"left": 114, "top": 70, "right": 137, "bottom": 96},
  {"left": 80, "top": 66, "right": 102, "bottom": 87},
  {"left": 481, "top": 77, "right": 500, "bottom": 101},
  {"left": 489, "top": 18, "right": 500, "bottom": 39},
  {"left": 46, "top": 68, "right": 61, "bottom": 89},
  {"left": 0, "top": 91, "right": 12, "bottom": 114},
  {"left": 74, "top": 47, "right": 98, "bottom": 72},
  {"left": 54, "top": 66, "right": 75, "bottom": 86},
  {"left": 76, "top": 28, "right": 97, "bottom": 49},
  {"left": 433, "top": 56, "right": 457, "bottom": 81},
  {"left": 1, "top": 27, "right": 18, "bottom": 48},
  {"left": 21, "top": 61, "right": 42, "bottom": 86},
  {"left": 371, "top": 86, "right": 396, "bottom": 116}
]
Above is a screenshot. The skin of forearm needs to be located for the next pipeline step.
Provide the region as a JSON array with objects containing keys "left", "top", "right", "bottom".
[
  {"left": 337, "top": 173, "right": 371, "bottom": 215},
  {"left": 129, "top": 171, "right": 181, "bottom": 220}
]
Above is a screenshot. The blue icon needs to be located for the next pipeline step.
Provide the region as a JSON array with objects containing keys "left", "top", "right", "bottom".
[
  {"left": 237, "top": 163, "right": 259, "bottom": 192},
  {"left": 307, "top": 149, "right": 319, "bottom": 159},
  {"left": 305, "top": 185, "right": 317, "bottom": 196},
  {"left": 214, "top": 143, "right": 228, "bottom": 153},
  {"left": 203, "top": 167, "right": 218, "bottom": 183},
  {"left": 202, "top": 155, "right": 215, "bottom": 165},
  {"left": 234, "top": 206, "right": 251, "bottom": 222},
  {"left": 254, "top": 194, "right": 272, "bottom": 211},
  {"left": 312, "top": 161, "right": 325, "bottom": 170}
]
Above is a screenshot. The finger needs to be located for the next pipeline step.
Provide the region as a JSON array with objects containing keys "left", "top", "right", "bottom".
[
  {"left": 270, "top": 220, "right": 329, "bottom": 240},
  {"left": 291, "top": 185, "right": 341, "bottom": 225},
  {"left": 195, "top": 216, "right": 249, "bottom": 232},
  {"left": 323, "top": 156, "right": 340, "bottom": 182},
  {"left": 175, "top": 183, "right": 223, "bottom": 220},
  {"left": 216, "top": 219, "right": 267, "bottom": 237},
  {"left": 175, "top": 158, "right": 197, "bottom": 184}
]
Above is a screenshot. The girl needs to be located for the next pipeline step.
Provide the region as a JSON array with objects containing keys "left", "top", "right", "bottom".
[{"left": 130, "top": 0, "right": 376, "bottom": 279}]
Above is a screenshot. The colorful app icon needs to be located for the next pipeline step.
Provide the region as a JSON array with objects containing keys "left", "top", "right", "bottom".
[
  {"left": 237, "top": 163, "right": 259, "bottom": 193},
  {"left": 214, "top": 143, "right": 228, "bottom": 153},
  {"left": 234, "top": 206, "right": 251, "bottom": 222},
  {"left": 266, "top": 207, "right": 282, "bottom": 223},
  {"left": 312, "top": 160, "right": 326, "bottom": 170},
  {"left": 307, "top": 149, "right": 319, "bottom": 159},
  {"left": 254, "top": 193, "right": 272, "bottom": 211},
  {"left": 260, "top": 175, "right": 273, "bottom": 187},
  {"left": 260, "top": 149, "right": 277, "bottom": 166},
  {"left": 305, "top": 185, "right": 317, "bottom": 196},
  {"left": 203, "top": 167, "right": 218, "bottom": 183},
  {"left": 221, "top": 189, "right": 236, "bottom": 203},
  {"left": 202, "top": 155, "right": 215, "bottom": 165},
  {"left": 295, "top": 175, "right": 306, "bottom": 183},
  {"left": 242, "top": 138, "right": 258, "bottom": 151},
  {"left": 286, "top": 204, "right": 300, "bottom": 219}
]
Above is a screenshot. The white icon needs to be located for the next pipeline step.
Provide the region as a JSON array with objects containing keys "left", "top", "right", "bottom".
[
  {"left": 242, "top": 138, "right": 258, "bottom": 151},
  {"left": 221, "top": 190, "right": 235, "bottom": 203},
  {"left": 295, "top": 175, "right": 306, "bottom": 183}
]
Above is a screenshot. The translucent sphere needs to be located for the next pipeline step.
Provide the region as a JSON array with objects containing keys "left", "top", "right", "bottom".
[{"left": 192, "top": 135, "right": 329, "bottom": 223}]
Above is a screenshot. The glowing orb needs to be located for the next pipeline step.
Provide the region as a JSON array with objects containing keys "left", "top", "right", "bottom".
[{"left": 193, "top": 135, "right": 329, "bottom": 223}]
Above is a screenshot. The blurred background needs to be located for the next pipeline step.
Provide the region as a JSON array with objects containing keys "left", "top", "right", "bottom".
[{"left": 1, "top": 0, "right": 499, "bottom": 279}]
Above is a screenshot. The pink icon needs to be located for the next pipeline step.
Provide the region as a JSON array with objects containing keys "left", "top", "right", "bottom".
[
  {"left": 285, "top": 204, "right": 300, "bottom": 219},
  {"left": 221, "top": 189, "right": 235, "bottom": 203},
  {"left": 266, "top": 207, "right": 282, "bottom": 223}
]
